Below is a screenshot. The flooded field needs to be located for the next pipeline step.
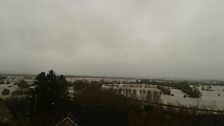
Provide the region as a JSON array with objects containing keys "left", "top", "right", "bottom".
[
  {"left": 0, "top": 84, "right": 19, "bottom": 99},
  {"left": 162, "top": 86, "right": 224, "bottom": 110},
  {"left": 103, "top": 84, "right": 224, "bottom": 110},
  {"left": 1, "top": 78, "right": 224, "bottom": 110}
]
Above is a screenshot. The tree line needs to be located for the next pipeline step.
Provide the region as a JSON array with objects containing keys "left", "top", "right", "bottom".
[{"left": 140, "top": 79, "right": 202, "bottom": 98}]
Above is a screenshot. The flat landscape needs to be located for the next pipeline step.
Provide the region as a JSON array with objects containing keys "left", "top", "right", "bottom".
[{"left": 1, "top": 0, "right": 224, "bottom": 125}]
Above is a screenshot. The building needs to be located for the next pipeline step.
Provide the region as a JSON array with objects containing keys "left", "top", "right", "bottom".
[{"left": 56, "top": 113, "right": 81, "bottom": 126}]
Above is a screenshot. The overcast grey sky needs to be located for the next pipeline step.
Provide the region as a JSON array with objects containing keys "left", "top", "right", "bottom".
[{"left": 0, "top": 0, "right": 224, "bottom": 80}]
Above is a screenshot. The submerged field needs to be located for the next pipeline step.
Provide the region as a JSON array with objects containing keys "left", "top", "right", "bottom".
[
  {"left": 1, "top": 72, "right": 224, "bottom": 126},
  {"left": 1, "top": 77, "right": 224, "bottom": 110},
  {"left": 103, "top": 84, "right": 224, "bottom": 110}
]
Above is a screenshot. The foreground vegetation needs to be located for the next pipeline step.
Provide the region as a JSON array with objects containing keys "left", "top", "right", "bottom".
[{"left": 1, "top": 70, "right": 224, "bottom": 126}]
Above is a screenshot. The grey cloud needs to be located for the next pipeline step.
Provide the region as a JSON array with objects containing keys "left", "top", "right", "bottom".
[{"left": 0, "top": 0, "right": 224, "bottom": 80}]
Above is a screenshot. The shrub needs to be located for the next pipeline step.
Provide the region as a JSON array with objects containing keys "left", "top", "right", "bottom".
[
  {"left": 17, "top": 80, "right": 29, "bottom": 88},
  {"left": 157, "top": 86, "right": 171, "bottom": 95},
  {"left": 2, "top": 89, "right": 10, "bottom": 95}
]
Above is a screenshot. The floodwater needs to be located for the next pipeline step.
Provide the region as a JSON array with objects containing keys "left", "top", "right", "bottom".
[
  {"left": 103, "top": 84, "right": 224, "bottom": 110},
  {"left": 1, "top": 82, "right": 224, "bottom": 110},
  {"left": 162, "top": 86, "right": 224, "bottom": 110},
  {"left": 0, "top": 84, "right": 19, "bottom": 99}
]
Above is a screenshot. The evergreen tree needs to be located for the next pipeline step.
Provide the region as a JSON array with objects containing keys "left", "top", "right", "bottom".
[{"left": 33, "top": 70, "right": 69, "bottom": 113}]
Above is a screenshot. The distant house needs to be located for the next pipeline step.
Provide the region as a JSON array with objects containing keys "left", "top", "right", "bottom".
[
  {"left": 56, "top": 113, "right": 81, "bottom": 126},
  {"left": 0, "top": 100, "right": 13, "bottom": 124}
]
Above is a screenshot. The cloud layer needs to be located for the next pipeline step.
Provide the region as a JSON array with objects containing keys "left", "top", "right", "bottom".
[{"left": 1, "top": 0, "right": 224, "bottom": 80}]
